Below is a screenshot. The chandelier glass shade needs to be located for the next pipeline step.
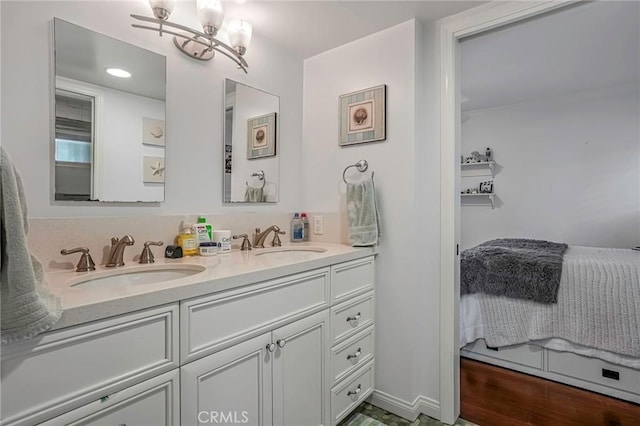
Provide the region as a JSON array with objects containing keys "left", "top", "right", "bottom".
[{"left": 132, "top": 0, "right": 251, "bottom": 73}]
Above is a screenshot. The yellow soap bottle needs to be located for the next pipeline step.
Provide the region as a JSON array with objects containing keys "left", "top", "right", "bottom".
[{"left": 177, "top": 223, "right": 198, "bottom": 256}]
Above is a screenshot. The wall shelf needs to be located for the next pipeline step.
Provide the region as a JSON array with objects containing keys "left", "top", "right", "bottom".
[
  {"left": 461, "top": 193, "right": 495, "bottom": 209},
  {"left": 461, "top": 161, "right": 495, "bottom": 177}
]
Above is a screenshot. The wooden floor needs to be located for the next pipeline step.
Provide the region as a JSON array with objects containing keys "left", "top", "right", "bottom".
[{"left": 460, "top": 358, "right": 640, "bottom": 426}]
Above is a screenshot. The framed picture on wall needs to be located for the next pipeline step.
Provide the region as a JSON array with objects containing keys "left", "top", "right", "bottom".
[
  {"left": 142, "top": 117, "right": 165, "bottom": 146},
  {"left": 339, "top": 84, "right": 386, "bottom": 146},
  {"left": 247, "top": 113, "right": 277, "bottom": 159}
]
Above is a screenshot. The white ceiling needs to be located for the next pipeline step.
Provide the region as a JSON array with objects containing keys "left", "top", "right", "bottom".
[
  {"left": 220, "top": 1, "right": 483, "bottom": 58},
  {"left": 461, "top": 1, "right": 640, "bottom": 112}
]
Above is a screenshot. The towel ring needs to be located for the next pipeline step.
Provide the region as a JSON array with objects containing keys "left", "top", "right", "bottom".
[
  {"left": 246, "top": 170, "right": 266, "bottom": 189},
  {"left": 343, "top": 160, "right": 373, "bottom": 184}
]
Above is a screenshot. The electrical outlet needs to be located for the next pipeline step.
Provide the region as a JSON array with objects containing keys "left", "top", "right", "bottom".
[{"left": 313, "top": 216, "right": 324, "bottom": 235}]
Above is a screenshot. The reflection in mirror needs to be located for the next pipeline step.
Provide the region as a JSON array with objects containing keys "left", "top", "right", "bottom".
[
  {"left": 53, "top": 18, "right": 166, "bottom": 202},
  {"left": 224, "top": 79, "right": 279, "bottom": 203}
]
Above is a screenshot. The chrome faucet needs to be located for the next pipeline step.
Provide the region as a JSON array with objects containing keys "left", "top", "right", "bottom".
[
  {"left": 253, "top": 225, "right": 285, "bottom": 248},
  {"left": 106, "top": 235, "right": 135, "bottom": 267}
]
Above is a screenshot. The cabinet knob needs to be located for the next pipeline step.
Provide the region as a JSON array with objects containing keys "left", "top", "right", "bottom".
[
  {"left": 346, "top": 312, "right": 361, "bottom": 323},
  {"left": 277, "top": 339, "right": 286, "bottom": 348},
  {"left": 266, "top": 343, "right": 276, "bottom": 352},
  {"left": 346, "top": 348, "right": 362, "bottom": 361},
  {"left": 347, "top": 384, "right": 361, "bottom": 397}
]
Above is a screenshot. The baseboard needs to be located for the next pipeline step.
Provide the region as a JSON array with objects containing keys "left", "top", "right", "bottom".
[{"left": 368, "top": 390, "right": 441, "bottom": 422}]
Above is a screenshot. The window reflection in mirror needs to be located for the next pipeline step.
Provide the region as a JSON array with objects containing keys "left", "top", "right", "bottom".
[
  {"left": 223, "top": 79, "right": 280, "bottom": 203},
  {"left": 53, "top": 18, "right": 166, "bottom": 203}
]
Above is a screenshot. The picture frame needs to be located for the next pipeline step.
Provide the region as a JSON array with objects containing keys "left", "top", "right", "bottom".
[
  {"left": 142, "top": 117, "right": 165, "bottom": 146},
  {"left": 143, "top": 156, "right": 165, "bottom": 183},
  {"left": 246, "top": 112, "right": 277, "bottom": 159},
  {"left": 339, "top": 84, "right": 386, "bottom": 146}
]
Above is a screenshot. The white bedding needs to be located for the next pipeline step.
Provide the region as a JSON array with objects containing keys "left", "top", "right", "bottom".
[
  {"left": 460, "top": 246, "right": 640, "bottom": 369},
  {"left": 460, "top": 293, "right": 640, "bottom": 368}
]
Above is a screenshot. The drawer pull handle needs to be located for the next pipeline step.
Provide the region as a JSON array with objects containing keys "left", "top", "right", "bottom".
[
  {"left": 347, "top": 384, "right": 361, "bottom": 397},
  {"left": 266, "top": 343, "right": 276, "bottom": 352},
  {"left": 602, "top": 369, "right": 620, "bottom": 381},
  {"left": 347, "top": 348, "right": 362, "bottom": 361},
  {"left": 346, "top": 312, "right": 361, "bottom": 323},
  {"left": 277, "top": 339, "right": 287, "bottom": 348}
]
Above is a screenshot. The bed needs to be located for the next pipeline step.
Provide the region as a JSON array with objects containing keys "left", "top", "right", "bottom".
[{"left": 459, "top": 241, "right": 640, "bottom": 402}]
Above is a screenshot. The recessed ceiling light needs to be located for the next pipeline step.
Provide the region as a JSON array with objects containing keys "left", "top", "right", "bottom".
[{"left": 106, "top": 68, "right": 132, "bottom": 78}]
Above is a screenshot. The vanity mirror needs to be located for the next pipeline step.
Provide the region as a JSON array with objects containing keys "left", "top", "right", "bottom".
[
  {"left": 53, "top": 18, "right": 166, "bottom": 202},
  {"left": 224, "top": 79, "right": 279, "bottom": 203}
]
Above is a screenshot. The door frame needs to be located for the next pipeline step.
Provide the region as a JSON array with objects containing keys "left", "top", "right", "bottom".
[{"left": 437, "top": 1, "right": 580, "bottom": 423}]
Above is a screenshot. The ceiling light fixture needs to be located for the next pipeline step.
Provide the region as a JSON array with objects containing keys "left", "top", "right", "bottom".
[
  {"left": 131, "top": 0, "right": 251, "bottom": 73},
  {"left": 106, "top": 68, "right": 132, "bottom": 78}
]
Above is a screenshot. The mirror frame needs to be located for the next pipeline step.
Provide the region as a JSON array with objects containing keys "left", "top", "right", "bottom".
[
  {"left": 50, "top": 18, "right": 167, "bottom": 204},
  {"left": 223, "top": 79, "right": 280, "bottom": 204}
]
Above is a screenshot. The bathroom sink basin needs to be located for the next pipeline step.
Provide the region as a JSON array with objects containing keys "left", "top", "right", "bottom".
[
  {"left": 69, "top": 264, "right": 206, "bottom": 289},
  {"left": 253, "top": 246, "right": 328, "bottom": 258}
]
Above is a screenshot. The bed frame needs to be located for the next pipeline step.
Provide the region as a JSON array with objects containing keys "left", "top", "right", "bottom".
[{"left": 462, "top": 339, "right": 640, "bottom": 404}]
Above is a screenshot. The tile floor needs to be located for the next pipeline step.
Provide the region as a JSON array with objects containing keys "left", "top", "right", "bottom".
[{"left": 339, "top": 402, "right": 477, "bottom": 426}]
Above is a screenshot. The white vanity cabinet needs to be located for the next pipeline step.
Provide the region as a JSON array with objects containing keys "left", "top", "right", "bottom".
[
  {"left": 0, "top": 304, "right": 179, "bottom": 426},
  {"left": 0, "top": 252, "right": 376, "bottom": 426},
  {"left": 181, "top": 310, "right": 330, "bottom": 426},
  {"left": 40, "top": 369, "right": 180, "bottom": 426}
]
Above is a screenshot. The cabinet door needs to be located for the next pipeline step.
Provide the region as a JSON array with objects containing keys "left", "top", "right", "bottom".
[
  {"left": 181, "top": 332, "right": 273, "bottom": 426},
  {"left": 40, "top": 369, "right": 180, "bottom": 426},
  {"left": 272, "top": 310, "right": 331, "bottom": 426}
]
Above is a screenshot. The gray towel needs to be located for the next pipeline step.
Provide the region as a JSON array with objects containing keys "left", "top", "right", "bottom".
[
  {"left": 244, "top": 186, "right": 264, "bottom": 202},
  {"left": 1, "top": 147, "right": 62, "bottom": 344},
  {"left": 346, "top": 177, "right": 380, "bottom": 247}
]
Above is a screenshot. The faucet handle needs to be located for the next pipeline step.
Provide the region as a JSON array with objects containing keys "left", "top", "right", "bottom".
[
  {"left": 139, "top": 241, "right": 164, "bottom": 264},
  {"left": 272, "top": 230, "right": 286, "bottom": 247},
  {"left": 233, "top": 234, "right": 252, "bottom": 251},
  {"left": 60, "top": 247, "right": 96, "bottom": 272}
]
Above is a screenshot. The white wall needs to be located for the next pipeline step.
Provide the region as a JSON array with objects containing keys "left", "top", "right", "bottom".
[
  {"left": 303, "top": 19, "right": 442, "bottom": 411},
  {"left": 461, "top": 86, "right": 640, "bottom": 250},
  {"left": 0, "top": 1, "right": 303, "bottom": 217}
]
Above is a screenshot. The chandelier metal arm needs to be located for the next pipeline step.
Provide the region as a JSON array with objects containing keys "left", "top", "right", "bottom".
[
  {"left": 131, "top": 14, "right": 249, "bottom": 69},
  {"left": 132, "top": 23, "right": 247, "bottom": 72}
]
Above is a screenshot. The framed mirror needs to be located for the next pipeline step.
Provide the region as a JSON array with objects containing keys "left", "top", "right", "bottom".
[
  {"left": 224, "top": 79, "right": 279, "bottom": 203},
  {"left": 53, "top": 18, "right": 166, "bottom": 202}
]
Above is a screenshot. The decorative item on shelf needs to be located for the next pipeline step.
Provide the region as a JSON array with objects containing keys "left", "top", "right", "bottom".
[
  {"left": 339, "top": 85, "right": 386, "bottom": 146},
  {"left": 479, "top": 180, "right": 494, "bottom": 193},
  {"left": 131, "top": 0, "right": 251, "bottom": 73},
  {"left": 485, "top": 147, "right": 492, "bottom": 162},
  {"left": 247, "top": 113, "right": 277, "bottom": 159}
]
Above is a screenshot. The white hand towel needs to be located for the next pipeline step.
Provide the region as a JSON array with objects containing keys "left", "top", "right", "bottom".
[
  {"left": 1, "top": 147, "right": 62, "bottom": 344},
  {"left": 346, "top": 177, "right": 381, "bottom": 247}
]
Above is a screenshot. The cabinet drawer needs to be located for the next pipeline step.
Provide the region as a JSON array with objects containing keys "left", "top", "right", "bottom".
[
  {"left": 462, "top": 339, "right": 543, "bottom": 370},
  {"left": 40, "top": 369, "right": 180, "bottom": 426},
  {"left": 1, "top": 304, "right": 179, "bottom": 426},
  {"left": 331, "top": 361, "right": 374, "bottom": 425},
  {"left": 331, "top": 326, "right": 374, "bottom": 385},
  {"left": 547, "top": 350, "right": 640, "bottom": 395},
  {"left": 331, "top": 292, "right": 374, "bottom": 345},
  {"left": 331, "top": 257, "right": 374, "bottom": 304},
  {"left": 181, "top": 268, "right": 330, "bottom": 363}
]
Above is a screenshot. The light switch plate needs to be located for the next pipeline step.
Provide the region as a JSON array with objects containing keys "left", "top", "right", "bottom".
[{"left": 313, "top": 216, "right": 324, "bottom": 235}]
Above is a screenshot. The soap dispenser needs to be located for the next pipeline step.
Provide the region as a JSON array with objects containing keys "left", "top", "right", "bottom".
[{"left": 177, "top": 223, "right": 198, "bottom": 256}]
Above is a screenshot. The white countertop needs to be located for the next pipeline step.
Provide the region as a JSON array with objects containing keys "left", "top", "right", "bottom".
[{"left": 47, "top": 243, "right": 377, "bottom": 330}]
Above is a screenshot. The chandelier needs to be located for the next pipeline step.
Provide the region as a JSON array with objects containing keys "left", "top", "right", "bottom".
[{"left": 131, "top": 0, "right": 252, "bottom": 73}]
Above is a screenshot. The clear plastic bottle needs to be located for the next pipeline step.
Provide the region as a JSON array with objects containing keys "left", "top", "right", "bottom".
[
  {"left": 300, "top": 213, "right": 310, "bottom": 242},
  {"left": 290, "top": 213, "right": 304, "bottom": 243},
  {"left": 177, "top": 223, "right": 198, "bottom": 256}
]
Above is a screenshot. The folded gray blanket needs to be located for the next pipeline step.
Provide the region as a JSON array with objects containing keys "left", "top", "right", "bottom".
[{"left": 461, "top": 238, "right": 568, "bottom": 304}]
